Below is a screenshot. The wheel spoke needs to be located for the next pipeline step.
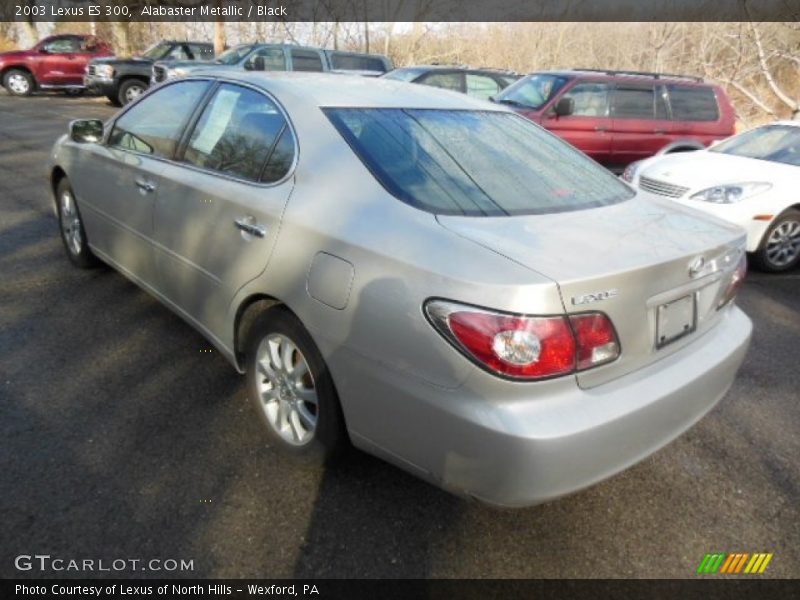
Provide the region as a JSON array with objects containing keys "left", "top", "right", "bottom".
[
  {"left": 289, "top": 409, "right": 304, "bottom": 442},
  {"left": 295, "top": 387, "right": 318, "bottom": 405},
  {"left": 281, "top": 339, "right": 296, "bottom": 374},
  {"left": 297, "top": 403, "right": 316, "bottom": 428}
]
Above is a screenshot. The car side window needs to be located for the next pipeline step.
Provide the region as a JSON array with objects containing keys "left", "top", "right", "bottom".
[
  {"left": 612, "top": 86, "right": 656, "bottom": 119},
  {"left": 245, "top": 48, "right": 287, "bottom": 71},
  {"left": 108, "top": 80, "right": 210, "bottom": 159},
  {"left": 43, "top": 37, "right": 80, "bottom": 53},
  {"left": 418, "top": 72, "right": 463, "bottom": 93},
  {"left": 190, "top": 44, "right": 214, "bottom": 60},
  {"left": 561, "top": 82, "right": 610, "bottom": 117},
  {"left": 667, "top": 85, "right": 720, "bottom": 122},
  {"left": 465, "top": 74, "right": 502, "bottom": 100},
  {"left": 183, "top": 83, "right": 294, "bottom": 183},
  {"left": 290, "top": 49, "right": 324, "bottom": 72}
]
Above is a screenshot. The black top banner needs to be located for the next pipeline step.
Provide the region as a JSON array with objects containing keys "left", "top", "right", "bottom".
[{"left": 1, "top": 0, "right": 800, "bottom": 23}]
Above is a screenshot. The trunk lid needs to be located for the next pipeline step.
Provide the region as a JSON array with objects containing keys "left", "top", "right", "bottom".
[{"left": 437, "top": 196, "right": 746, "bottom": 387}]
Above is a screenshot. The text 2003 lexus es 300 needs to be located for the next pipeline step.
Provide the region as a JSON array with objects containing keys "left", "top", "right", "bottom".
[{"left": 50, "top": 72, "right": 752, "bottom": 507}]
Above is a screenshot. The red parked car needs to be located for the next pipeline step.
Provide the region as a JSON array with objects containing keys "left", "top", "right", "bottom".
[
  {"left": 494, "top": 69, "right": 736, "bottom": 172},
  {"left": 0, "top": 34, "right": 112, "bottom": 97}
]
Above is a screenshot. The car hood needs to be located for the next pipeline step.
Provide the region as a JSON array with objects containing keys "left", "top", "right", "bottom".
[
  {"left": 437, "top": 196, "right": 745, "bottom": 388},
  {"left": 639, "top": 150, "right": 793, "bottom": 189},
  {"left": 0, "top": 50, "right": 32, "bottom": 61}
]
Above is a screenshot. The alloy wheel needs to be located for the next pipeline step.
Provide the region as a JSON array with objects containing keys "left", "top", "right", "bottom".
[
  {"left": 125, "top": 84, "right": 145, "bottom": 103},
  {"left": 59, "top": 190, "right": 83, "bottom": 256},
  {"left": 765, "top": 220, "right": 800, "bottom": 267},
  {"left": 255, "top": 333, "right": 318, "bottom": 446}
]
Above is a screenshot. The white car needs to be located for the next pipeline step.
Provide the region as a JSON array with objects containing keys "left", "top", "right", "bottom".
[{"left": 624, "top": 121, "right": 800, "bottom": 272}]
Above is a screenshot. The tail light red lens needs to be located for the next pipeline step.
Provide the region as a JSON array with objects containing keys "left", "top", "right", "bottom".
[
  {"left": 717, "top": 252, "right": 747, "bottom": 309},
  {"left": 569, "top": 313, "right": 620, "bottom": 370},
  {"left": 425, "top": 300, "right": 619, "bottom": 380}
]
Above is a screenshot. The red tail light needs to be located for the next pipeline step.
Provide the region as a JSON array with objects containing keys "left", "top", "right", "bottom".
[
  {"left": 425, "top": 300, "right": 619, "bottom": 380},
  {"left": 717, "top": 252, "right": 747, "bottom": 309}
]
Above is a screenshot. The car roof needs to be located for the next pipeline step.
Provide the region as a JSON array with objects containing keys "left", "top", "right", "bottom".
[
  {"left": 531, "top": 69, "right": 711, "bottom": 86},
  {"left": 188, "top": 70, "right": 507, "bottom": 110}
]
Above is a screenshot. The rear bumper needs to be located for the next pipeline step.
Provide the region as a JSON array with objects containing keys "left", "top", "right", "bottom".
[{"left": 339, "top": 305, "right": 752, "bottom": 507}]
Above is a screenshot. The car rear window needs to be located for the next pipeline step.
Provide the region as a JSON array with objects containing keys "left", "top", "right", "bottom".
[
  {"left": 667, "top": 85, "right": 720, "bottom": 122},
  {"left": 325, "top": 108, "right": 633, "bottom": 216}
]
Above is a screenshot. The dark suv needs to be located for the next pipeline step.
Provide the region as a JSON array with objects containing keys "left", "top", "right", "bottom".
[
  {"left": 0, "top": 34, "right": 112, "bottom": 96},
  {"left": 494, "top": 69, "right": 736, "bottom": 171},
  {"left": 85, "top": 40, "right": 213, "bottom": 106},
  {"left": 383, "top": 65, "right": 519, "bottom": 100}
]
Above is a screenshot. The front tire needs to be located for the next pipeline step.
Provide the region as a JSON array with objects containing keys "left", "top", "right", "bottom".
[
  {"left": 3, "top": 69, "right": 34, "bottom": 96},
  {"left": 117, "top": 79, "right": 147, "bottom": 106},
  {"left": 245, "top": 308, "right": 347, "bottom": 465},
  {"left": 752, "top": 209, "right": 800, "bottom": 272},
  {"left": 55, "top": 178, "right": 100, "bottom": 269}
]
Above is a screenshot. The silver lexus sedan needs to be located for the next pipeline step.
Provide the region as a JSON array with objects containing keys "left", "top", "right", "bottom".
[{"left": 50, "top": 71, "right": 752, "bottom": 507}]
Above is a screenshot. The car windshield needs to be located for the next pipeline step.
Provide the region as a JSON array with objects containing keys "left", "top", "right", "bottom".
[
  {"left": 141, "top": 42, "right": 172, "bottom": 60},
  {"left": 710, "top": 124, "right": 800, "bottom": 167},
  {"left": 383, "top": 68, "right": 425, "bottom": 82},
  {"left": 214, "top": 45, "right": 255, "bottom": 65},
  {"left": 495, "top": 74, "right": 569, "bottom": 110},
  {"left": 325, "top": 108, "right": 633, "bottom": 216}
]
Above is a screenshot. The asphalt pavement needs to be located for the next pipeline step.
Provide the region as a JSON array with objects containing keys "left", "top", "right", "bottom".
[{"left": 1, "top": 93, "right": 798, "bottom": 579}]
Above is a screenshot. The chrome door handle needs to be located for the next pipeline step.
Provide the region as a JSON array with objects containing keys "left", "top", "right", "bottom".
[
  {"left": 234, "top": 218, "right": 267, "bottom": 238},
  {"left": 134, "top": 178, "right": 156, "bottom": 193}
]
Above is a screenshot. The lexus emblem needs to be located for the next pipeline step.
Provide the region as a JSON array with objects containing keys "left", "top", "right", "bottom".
[{"left": 688, "top": 256, "right": 706, "bottom": 278}]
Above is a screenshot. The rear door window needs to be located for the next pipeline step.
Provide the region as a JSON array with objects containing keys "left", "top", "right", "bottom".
[
  {"left": 108, "top": 80, "right": 210, "bottom": 159},
  {"left": 612, "top": 86, "right": 656, "bottom": 119},
  {"left": 290, "top": 49, "right": 324, "bottom": 72},
  {"left": 325, "top": 108, "right": 633, "bottom": 216},
  {"left": 418, "top": 72, "right": 464, "bottom": 93},
  {"left": 182, "top": 83, "right": 294, "bottom": 183},
  {"left": 667, "top": 85, "right": 720, "bottom": 121},
  {"left": 330, "top": 53, "right": 386, "bottom": 72},
  {"left": 561, "top": 82, "right": 610, "bottom": 117}
]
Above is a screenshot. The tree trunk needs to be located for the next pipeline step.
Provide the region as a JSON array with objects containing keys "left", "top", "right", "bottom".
[{"left": 214, "top": 20, "right": 226, "bottom": 55}]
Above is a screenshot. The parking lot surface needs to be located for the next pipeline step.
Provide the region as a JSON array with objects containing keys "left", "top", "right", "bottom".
[{"left": 1, "top": 93, "right": 798, "bottom": 578}]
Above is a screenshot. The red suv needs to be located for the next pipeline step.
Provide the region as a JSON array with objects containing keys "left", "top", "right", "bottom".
[
  {"left": 494, "top": 69, "right": 736, "bottom": 171},
  {"left": 0, "top": 34, "right": 112, "bottom": 97}
]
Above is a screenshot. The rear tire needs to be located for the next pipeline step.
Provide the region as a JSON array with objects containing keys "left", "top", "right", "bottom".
[
  {"left": 3, "top": 69, "right": 34, "bottom": 96},
  {"left": 55, "top": 178, "right": 100, "bottom": 269},
  {"left": 106, "top": 93, "right": 122, "bottom": 107},
  {"left": 244, "top": 307, "right": 348, "bottom": 465},
  {"left": 752, "top": 209, "right": 800, "bottom": 272},
  {"left": 117, "top": 79, "right": 147, "bottom": 106}
]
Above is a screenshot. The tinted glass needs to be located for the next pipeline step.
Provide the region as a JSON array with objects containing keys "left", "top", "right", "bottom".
[
  {"left": 290, "top": 50, "right": 323, "bottom": 72},
  {"left": 711, "top": 125, "right": 800, "bottom": 166},
  {"left": 326, "top": 109, "right": 633, "bottom": 216},
  {"left": 495, "top": 74, "right": 568, "bottom": 110},
  {"left": 183, "top": 83, "right": 293, "bottom": 182},
  {"left": 419, "top": 72, "right": 463, "bottom": 92},
  {"left": 466, "top": 74, "right": 502, "bottom": 100},
  {"left": 563, "top": 82, "right": 610, "bottom": 117},
  {"left": 245, "top": 48, "right": 286, "bottom": 71},
  {"left": 330, "top": 54, "right": 386, "bottom": 72},
  {"left": 109, "top": 80, "right": 209, "bottom": 158},
  {"left": 668, "top": 85, "right": 720, "bottom": 121},
  {"left": 612, "top": 86, "right": 655, "bottom": 119},
  {"left": 190, "top": 44, "right": 214, "bottom": 60}
]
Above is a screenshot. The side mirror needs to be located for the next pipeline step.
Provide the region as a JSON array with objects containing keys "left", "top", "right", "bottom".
[
  {"left": 554, "top": 96, "right": 574, "bottom": 117},
  {"left": 70, "top": 119, "right": 104, "bottom": 143},
  {"left": 39, "top": 47, "right": 50, "bottom": 54}
]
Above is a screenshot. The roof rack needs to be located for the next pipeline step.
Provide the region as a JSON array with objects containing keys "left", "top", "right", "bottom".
[{"left": 573, "top": 68, "right": 703, "bottom": 83}]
